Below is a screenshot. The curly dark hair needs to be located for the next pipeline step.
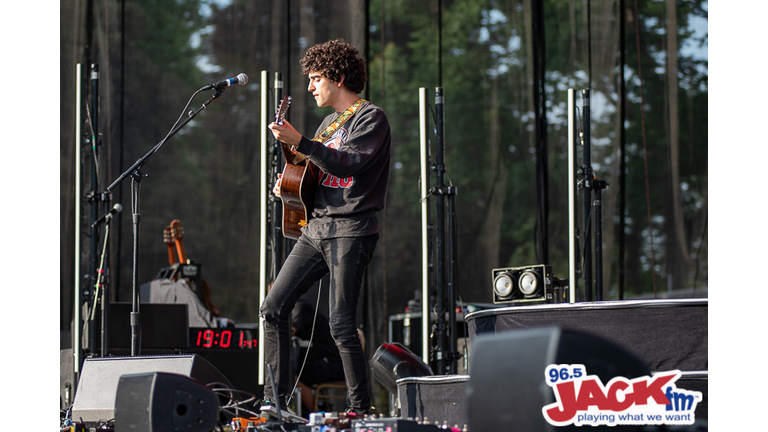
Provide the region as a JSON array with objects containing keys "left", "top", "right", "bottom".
[{"left": 300, "top": 39, "right": 367, "bottom": 94}]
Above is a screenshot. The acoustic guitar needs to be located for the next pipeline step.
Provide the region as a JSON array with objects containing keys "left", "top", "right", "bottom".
[
  {"left": 276, "top": 96, "right": 320, "bottom": 240},
  {"left": 163, "top": 219, "right": 221, "bottom": 317}
]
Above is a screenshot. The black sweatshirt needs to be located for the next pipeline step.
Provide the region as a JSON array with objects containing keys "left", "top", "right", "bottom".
[{"left": 294, "top": 101, "right": 391, "bottom": 239}]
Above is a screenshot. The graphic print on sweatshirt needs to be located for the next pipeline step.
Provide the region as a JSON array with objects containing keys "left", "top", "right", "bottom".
[{"left": 320, "top": 127, "right": 353, "bottom": 189}]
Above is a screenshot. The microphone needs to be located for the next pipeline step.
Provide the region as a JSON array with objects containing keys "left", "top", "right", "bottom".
[
  {"left": 201, "top": 73, "right": 248, "bottom": 90},
  {"left": 92, "top": 203, "right": 123, "bottom": 228}
]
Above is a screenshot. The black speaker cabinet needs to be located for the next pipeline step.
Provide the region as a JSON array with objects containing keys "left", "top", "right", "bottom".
[
  {"left": 71, "top": 354, "right": 232, "bottom": 425},
  {"left": 114, "top": 372, "right": 218, "bottom": 432},
  {"left": 467, "top": 326, "right": 649, "bottom": 432},
  {"left": 105, "top": 302, "right": 189, "bottom": 351}
]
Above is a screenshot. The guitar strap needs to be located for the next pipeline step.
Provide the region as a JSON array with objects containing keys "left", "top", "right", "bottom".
[
  {"left": 291, "top": 98, "right": 367, "bottom": 164},
  {"left": 312, "top": 98, "right": 367, "bottom": 143}
]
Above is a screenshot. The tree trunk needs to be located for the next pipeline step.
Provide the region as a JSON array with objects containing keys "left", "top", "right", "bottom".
[{"left": 666, "top": 0, "right": 692, "bottom": 275}]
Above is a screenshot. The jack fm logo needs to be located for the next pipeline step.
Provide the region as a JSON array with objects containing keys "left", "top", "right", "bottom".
[{"left": 542, "top": 364, "right": 702, "bottom": 427}]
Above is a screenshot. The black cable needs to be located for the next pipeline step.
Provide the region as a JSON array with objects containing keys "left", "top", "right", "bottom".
[
  {"left": 286, "top": 280, "right": 323, "bottom": 407},
  {"left": 84, "top": 100, "right": 100, "bottom": 182},
  {"left": 210, "top": 384, "right": 261, "bottom": 419}
]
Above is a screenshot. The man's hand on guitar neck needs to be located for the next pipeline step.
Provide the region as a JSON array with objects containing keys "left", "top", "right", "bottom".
[{"left": 268, "top": 119, "right": 303, "bottom": 148}]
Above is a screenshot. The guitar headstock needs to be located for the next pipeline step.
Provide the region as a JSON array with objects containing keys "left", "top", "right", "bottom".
[
  {"left": 164, "top": 226, "right": 178, "bottom": 265},
  {"left": 163, "top": 226, "right": 173, "bottom": 244},
  {"left": 170, "top": 219, "right": 184, "bottom": 241},
  {"left": 275, "top": 96, "right": 291, "bottom": 125}
]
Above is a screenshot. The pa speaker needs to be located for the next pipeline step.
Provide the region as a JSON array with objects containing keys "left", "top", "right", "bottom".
[
  {"left": 71, "top": 354, "right": 232, "bottom": 425},
  {"left": 467, "top": 326, "right": 649, "bottom": 431},
  {"left": 114, "top": 372, "right": 219, "bottom": 432}
]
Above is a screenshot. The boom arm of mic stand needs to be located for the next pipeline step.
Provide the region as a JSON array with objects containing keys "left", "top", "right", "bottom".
[
  {"left": 106, "top": 88, "right": 225, "bottom": 193},
  {"left": 100, "top": 88, "right": 226, "bottom": 356}
]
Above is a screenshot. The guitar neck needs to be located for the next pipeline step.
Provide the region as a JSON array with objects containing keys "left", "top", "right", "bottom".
[
  {"left": 175, "top": 239, "right": 188, "bottom": 264},
  {"left": 167, "top": 245, "right": 177, "bottom": 264},
  {"left": 170, "top": 220, "right": 188, "bottom": 264}
]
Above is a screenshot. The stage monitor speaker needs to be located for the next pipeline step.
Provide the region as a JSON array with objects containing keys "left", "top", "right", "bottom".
[
  {"left": 71, "top": 354, "right": 232, "bottom": 426},
  {"left": 114, "top": 372, "right": 219, "bottom": 432},
  {"left": 467, "top": 326, "right": 650, "bottom": 432}
]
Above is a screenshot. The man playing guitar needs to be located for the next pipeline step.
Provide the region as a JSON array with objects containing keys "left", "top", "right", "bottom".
[{"left": 265, "top": 38, "right": 391, "bottom": 416}]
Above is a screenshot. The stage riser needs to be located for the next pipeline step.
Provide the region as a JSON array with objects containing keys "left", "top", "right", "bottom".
[
  {"left": 465, "top": 300, "right": 708, "bottom": 421},
  {"left": 396, "top": 300, "right": 708, "bottom": 427},
  {"left": 397, "top": 378, "right": 707, "bottom": 430},
  {"left": 397, "top": 376, "right": 469, "bottom": 429},
  {"left": 466, "top": 300, "right": 708, "bottom": 374}
]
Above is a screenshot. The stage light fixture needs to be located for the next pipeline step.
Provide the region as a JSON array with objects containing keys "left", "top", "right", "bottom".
[
  {"left": 491, "top": 264, "right": 553, "bottom": 304},
  {"left": 519, "top": 269, "right": 540, "bottom": 296},
  {"left": 370, "top": 342, "right": 433, "bottom": 394},
  {"left": 493, "top": 272, "right": 515, "bottom": 298}
]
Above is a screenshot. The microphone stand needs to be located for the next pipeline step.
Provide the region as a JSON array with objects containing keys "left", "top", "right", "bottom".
[
  {"left": 89, "top": 211, "right": 116, "bottom": 357},
  {"left": 580, "top": 90, "right": 593, "bottom": 301},
  {"left": 432, "top": 87, "right": 459, "bottom": 375},
  {"left": 577, "top": 89, "right": 609, "bottom": 302},
  {"left": 103, "top": 88, "right": 226, "bottom": 356}
]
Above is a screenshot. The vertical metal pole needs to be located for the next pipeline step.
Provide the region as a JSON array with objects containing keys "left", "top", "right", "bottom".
[
  {"left": 446, "top": 183, "right": 457, "bottom": 374},
  {"left": 273, "top": 73, "right": 286, "bottom": 266},
  {"left": 259, "top": 70, "right": 269, "bottom": 385},
  {"left": 90, "top": 63, "right": 111, "bottom": 357},
  {"left": 418, "top": 87, "right": 430, "bottom": 363},
  {"left": 594, "top": 183, "right": 604, "bottom": 300},
  {"left": 88, "top": 64, "right": 100, "bottom": 354},
  {"left": 618, "top": 0, "right": 627, "bottom": 300},
  {"left": 74, "top": 63, "right": 83, "bottom": 376},
  {"left": 581, "top": 89, "right": 593, "bottom": 301},
  {"left": 434, "top": 87, "right": 446, "bottom": 374},
  {"left": 567, "top": 89, "right": 578, "bottom": 303}
]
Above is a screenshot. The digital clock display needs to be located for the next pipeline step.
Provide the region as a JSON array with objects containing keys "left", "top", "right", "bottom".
[{"left": 190, "top": 328, "right": 258, "bottom": 349}]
